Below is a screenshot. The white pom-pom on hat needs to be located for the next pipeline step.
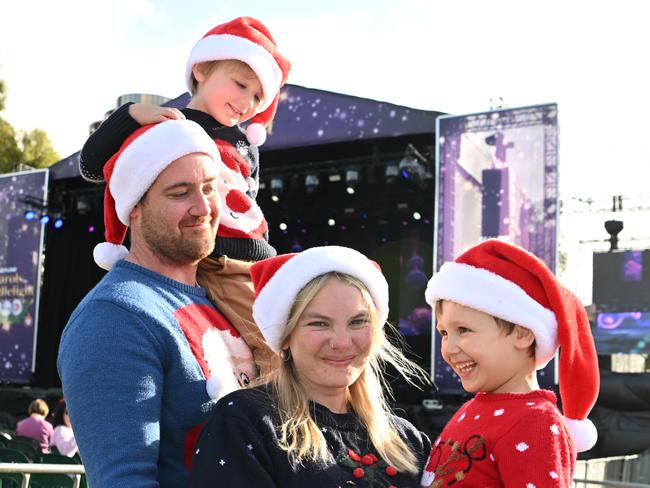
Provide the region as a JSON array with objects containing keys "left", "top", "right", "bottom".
[
  {"left": 246, "top": 123, "right": 267, "bottom": 147},
  {"left": 93, "top": 242, "right": 128, "bottom": 271},
  {"left": 564, "top": 416, "right": 598, "bottom": 453}
]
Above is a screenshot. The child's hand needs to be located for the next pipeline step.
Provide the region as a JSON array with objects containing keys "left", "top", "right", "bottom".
[{"left": 129, "top": 104, "right": 185, "bottom": 125}]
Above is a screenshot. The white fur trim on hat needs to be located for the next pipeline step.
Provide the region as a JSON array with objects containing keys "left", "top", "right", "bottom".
[
  {"left": 93, "top": 242, "right": 128, "bottom": 271},
  {"left": 564, "top": 416, "right": 598, "bottom": 452},
  {"left": 185, "top": 34, "right": 282, "bottom": 111},
  {"left": 253, "top": 246, "right": 389, "bottom": 353},
  {"left": 426, "top": 261, "right": 558, "bottom": 368},
  {"left": 109, "top": 120, "right": 221, "bottom": 225}
]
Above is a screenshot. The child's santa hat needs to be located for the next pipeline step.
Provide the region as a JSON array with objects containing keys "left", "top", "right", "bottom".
[
  {"left": 185, "top": 16, "right": 291, "bottom": 147},
  {"left": 250, "top": 246, "right": 389, "bottom": 353},
  {"left": 93, "top": 119, "right": 222, "bottom": 270},
  {"left": 425, "top": 239, "right": 599, "bottom": 452}
]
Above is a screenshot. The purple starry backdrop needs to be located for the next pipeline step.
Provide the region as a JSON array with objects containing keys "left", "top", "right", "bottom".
[
  {"left": 433, "top": 104, "right": 559, "bottom": 394},
  {"left": 49, "top": 84, "right": 442, "bottom": 181},
  {"left": 0, "top": 170, "right": 48, "bottom": 383}
]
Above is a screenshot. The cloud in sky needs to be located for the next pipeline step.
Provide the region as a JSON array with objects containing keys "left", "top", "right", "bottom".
[{"left": 1, "top": 0, "right": 648, "bottom": 197}]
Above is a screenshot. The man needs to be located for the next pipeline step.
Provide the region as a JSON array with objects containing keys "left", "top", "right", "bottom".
[{"left": 58, "top": 120, "right": 250, "bottom": 487}]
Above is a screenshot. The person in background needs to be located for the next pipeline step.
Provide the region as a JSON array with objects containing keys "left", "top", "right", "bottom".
[
  {"left": 421, "top": 239, "right": 600, "bottom": 487},
  {"left": 79, "top": 16, "right": 291, "bottom": 381},
  {"left": 190, "top": 246, "right": 432, "bottom": 487},
  {"left": 16, "top": 398, "right": 53, "bottom": 453},
  {"left": 49, "top": 398, "right": 77, "bottom": 457}
]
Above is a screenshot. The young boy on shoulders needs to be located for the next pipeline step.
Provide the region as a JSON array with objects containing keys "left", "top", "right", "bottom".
[
  {"left": 421, "top": 239, "right": 599, "bottom": 488},
  {"left": 81, "top": 16, "right": 291, "bottom": 382}
]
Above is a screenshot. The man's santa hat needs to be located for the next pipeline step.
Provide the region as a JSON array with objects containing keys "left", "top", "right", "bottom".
[
  {"left": 250, "top": 246, "right": 389, "bottom": 353},
  {"left": 425, "top": 239, "right": 600, "bottom": 452},
  {"left": 93, "top": 119, "right": 222, "bottom": 270},
  {"left": 185, "top": 16, "right": 291, "bottom": 147}
]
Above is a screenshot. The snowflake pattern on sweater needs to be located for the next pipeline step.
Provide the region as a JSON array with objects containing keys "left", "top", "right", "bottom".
[{"left": 420, "top": 390, "right": 576, "bottom": 488}]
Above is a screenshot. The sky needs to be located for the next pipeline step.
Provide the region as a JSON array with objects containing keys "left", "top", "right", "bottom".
[{"left": 1, "top": 0, "right": 649, "bottom": 199}]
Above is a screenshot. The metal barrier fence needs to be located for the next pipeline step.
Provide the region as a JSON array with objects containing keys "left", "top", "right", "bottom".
[
  {"left": 574, "top": 449, "right": 650, "bottom": 488},
  {"left": 0, "top": 462, "right": 85, "bottom": 488}
]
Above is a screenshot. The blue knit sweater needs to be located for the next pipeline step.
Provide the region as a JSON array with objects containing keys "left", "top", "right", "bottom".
[{"left": 58, "top": 261, "right": 225, "bottom": 487}]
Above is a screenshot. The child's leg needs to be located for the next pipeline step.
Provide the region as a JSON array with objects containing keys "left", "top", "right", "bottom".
[{"left": 197, "top": 255, "right": 280, "bottom": 383}]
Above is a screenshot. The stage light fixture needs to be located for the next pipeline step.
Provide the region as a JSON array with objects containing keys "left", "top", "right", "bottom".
[
  {"left": 345, "top": 168, "right": 359, "bottom": 194},
  {"left": 413, "top": 211, "right": 422, "bottom": 221},
  {"left": 53, "top": 218, "right": 64, "bottom": 229},
  {"left": 385, "top": 164, "right": 399, "bottom": 184},
  {"left": 279, "top": 222, "right": 288, "bottom": 231},
  {"left": 40, "top": 215, "right": 51, "bottom": 225},
  {"left": 24, "top": 210, "right": 36, "bottom": 221},
  {"left": 305, "top": 174, "right": 320, "bottom": 193},
  {"left": 398, "top": 144, "right": 430, "bottom": 187},
  {"left": 328, "top": 172, "right": 341, "bottom": 182},
  {"left": 327, "top": 218, "right": 336, "bottom": 226},
  {"left": 270, "top": 178, "right": 283, "bottom": 202}
]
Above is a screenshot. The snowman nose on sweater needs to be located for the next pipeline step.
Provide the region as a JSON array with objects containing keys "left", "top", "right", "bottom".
[{"left": 225, "top": 189, "right": 252, "bottom": 214}]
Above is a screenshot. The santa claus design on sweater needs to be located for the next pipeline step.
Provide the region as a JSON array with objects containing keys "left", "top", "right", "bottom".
[
  {"left": 215, "top": 140, "right": 267, "bottom": 239},
  {"left": 174, "top": 303, "right": 255, "bottom": 401},
  {"left": 174, "top": 303, "right": 256, "bottom": 471}
]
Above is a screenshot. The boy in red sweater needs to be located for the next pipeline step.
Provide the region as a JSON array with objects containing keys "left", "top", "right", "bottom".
[{"left": 421, "top": 239, "right": 599, "bottom": 488}]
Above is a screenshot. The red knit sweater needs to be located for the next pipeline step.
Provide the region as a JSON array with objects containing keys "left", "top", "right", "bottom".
[{"left": 421, "top": 390, "right": 576, "bottom": 487}]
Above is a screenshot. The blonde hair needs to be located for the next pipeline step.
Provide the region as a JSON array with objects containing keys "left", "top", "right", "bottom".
[
  {"left": 28, "top": 398, "right": 49, "bottom": 417},
  {"left": 189, "top": 59, "right": 261, "bottom": 96},
  {"left": 271, "top": 272, "right": 428, "bottom": 473}
]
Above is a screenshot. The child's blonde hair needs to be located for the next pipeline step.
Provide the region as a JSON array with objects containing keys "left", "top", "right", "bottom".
[
  {"left": 270, "top": 272, "right": 429, "bottom": 473},
  {"left": 190, "top": 59, "right": 261, "bottom": 97}
]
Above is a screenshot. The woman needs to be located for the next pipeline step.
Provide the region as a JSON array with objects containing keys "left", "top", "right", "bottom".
[
  {"left": 16, "top": 398, "right": 53, "bottom": 453},
  {"left": 190, "top": 246, "right": 431, "bottom": 487},
  {"left": 49, "top": 399, "right": 78, "bottom": 457}
]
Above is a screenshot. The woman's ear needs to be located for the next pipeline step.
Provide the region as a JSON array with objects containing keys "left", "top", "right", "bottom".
[{"left": 513, "top": 325, "right": 536, "bottom": 350}]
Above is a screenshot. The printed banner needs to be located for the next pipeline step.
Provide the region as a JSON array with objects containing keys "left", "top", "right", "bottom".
[
  {"left": 432, "top": 104, "right": 559, "bottom": 393},
  {"left": 0, "top": 169, "right": 48, "bottom": 383}
]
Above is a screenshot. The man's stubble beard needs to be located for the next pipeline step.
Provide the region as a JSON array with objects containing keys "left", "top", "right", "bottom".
[{"left": 139, "top": 211, "right": 217, "bottom": 267}]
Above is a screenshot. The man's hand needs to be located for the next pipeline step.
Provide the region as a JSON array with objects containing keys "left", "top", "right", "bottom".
[{"left": 129, "top": 104, "right": 185, "bottom": 125}]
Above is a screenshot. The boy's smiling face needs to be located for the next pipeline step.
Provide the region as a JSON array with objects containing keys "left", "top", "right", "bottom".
[
  {"left": 436, "top": 300, "right": 537, "bottom": 394},
  {"left": 191, "top": 60, "right": 265, "bottom": 127}
]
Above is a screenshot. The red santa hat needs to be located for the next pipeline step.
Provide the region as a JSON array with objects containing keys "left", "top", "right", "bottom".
[
  {"left": 185, "top": 16, "right": 291, "bottom": 147},
  {"left": 250, "top": 246, "right": 389, "bottom": 353},
  {"left": 425, "top": 239, "right": 599, "bottom": 452},
  {"left": 93, "top": 119, "right": 222, "bottom": 270}
]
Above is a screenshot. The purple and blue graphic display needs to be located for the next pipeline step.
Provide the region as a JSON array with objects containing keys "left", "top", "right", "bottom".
[
  {"left": 593, "top": 250, "right": 650, "bottom": 310},
  {"left": 594, "top": 312, "right": 650, "bottom": 354},
  {"left": 0, "top": 170, "right": 48, "bottom": 383},
  {"left": 432, "top": 104, "right": 559, "bottom": 394}
]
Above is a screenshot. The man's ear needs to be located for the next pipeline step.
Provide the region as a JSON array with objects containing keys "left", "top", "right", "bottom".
[
  {"left": 513, "top": 325, "right": 536, "bottom": 350},
  {"left": 129, "top": 204, "right": 141, "bottom": 224}
]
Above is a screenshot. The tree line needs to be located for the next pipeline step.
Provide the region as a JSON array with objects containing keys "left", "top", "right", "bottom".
[{"left": 0, "top": 79, "right": 60, "bottom": 174}]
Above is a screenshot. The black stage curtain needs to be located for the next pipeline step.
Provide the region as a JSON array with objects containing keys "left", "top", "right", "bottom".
[{"left": 33, "top": 215, "right": 106, "bottom": 387}]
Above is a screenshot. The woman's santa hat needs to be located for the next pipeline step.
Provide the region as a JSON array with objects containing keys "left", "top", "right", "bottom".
[
  {"left": 425, "top": 239, "right": 600, "bottom": 452},
  {"left": 250, "top": 246, "right": 389, "bottom": 353},
  {"left": 93, "top": 119, "right": 222, "bottom": 270},
  {"left": 185, "top": 16, "right": 291, "bottom": 147}
]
